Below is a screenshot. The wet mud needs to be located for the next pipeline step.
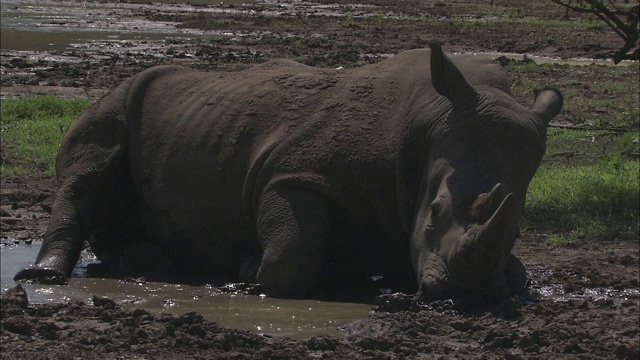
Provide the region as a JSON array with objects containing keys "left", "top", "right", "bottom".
[
  {"left": 1, "top": 0, "right": 639, "bottom": 358},
  {"left": 0, "top": 0, "right": 629, "bottom": 99},
  {"left": 1, "top": 245, "right": 638, "bottom": 359}
]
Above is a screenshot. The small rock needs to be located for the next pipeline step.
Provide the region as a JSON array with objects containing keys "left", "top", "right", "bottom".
[
  {"left": 306, "top": 335, "right": 338, "bottom": 351},
  {"left": 615, "top": 344, "right": 640, "bottom": 360},
  {"left": 1, "top": 284, "right": 29, "bottom": 310},
  {"left": 1, "top": 217, "right": 18, "bottom": 225},
  {"left": 132, "top": 308, "right": 151, "bottom": 318},
  {"left": 92, "top": 295, "right": 117, "bottom": 310},
  {"left": 101, "top": 311, "right": 114, "bottom": 323},
  {"left": 374, "top": 292, "right": 424, "bottom": 313}
]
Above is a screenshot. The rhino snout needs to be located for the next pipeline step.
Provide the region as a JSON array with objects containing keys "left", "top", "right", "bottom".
[
  {"left": 417, "top": 253, "right": 527, "bottom": 301},
  {"left": 415, "top": 252, "right": 451, "bottom": 301}
]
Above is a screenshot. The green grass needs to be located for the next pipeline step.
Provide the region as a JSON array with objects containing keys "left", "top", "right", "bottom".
[
  {"left": 523, "top": 160, "right": 639, "bottom": 243},
  {"left": 447, "top": 15, "right": 603, "bottom": 30},
  {"left": 543, "top": 128, "right": 639, "bottom": 166},
  {"left": 506, "top": 61, "right": 639, "bottom": 131},
  {"left": 1, "top": 96, "right": 91, "bottom": 176}
]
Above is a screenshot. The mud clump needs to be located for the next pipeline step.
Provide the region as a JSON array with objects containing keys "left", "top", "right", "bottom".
[{"left": 2, "top": 284, "right": 638, "bottom": 359}]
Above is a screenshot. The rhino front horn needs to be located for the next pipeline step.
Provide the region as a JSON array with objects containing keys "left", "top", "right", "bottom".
[{"left": 429, "top": 40, "right": 479, "bottom": 107}]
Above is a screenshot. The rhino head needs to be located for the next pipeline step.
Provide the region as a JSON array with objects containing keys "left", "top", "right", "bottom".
[{"left": 403, "top": 42, "right": 563, "bottom": 301}]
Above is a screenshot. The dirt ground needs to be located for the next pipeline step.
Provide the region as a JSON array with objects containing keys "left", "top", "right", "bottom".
[{"left": 1, "top": 0, "right": 639, "bottom": 358}]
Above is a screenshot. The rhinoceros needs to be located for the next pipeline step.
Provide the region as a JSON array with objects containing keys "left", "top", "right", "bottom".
[{"left": 15, "top": 41, "right": 562, "bottom": 301}]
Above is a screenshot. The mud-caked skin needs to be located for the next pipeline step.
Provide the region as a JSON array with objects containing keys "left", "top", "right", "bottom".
[{"left": 14, "top": 42, "right": 562, "bottom": 301}]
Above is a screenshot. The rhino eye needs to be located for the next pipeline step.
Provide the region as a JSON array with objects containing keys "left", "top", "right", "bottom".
[
  {"left": 426, "top": 198, "right": 443, "bottom": 227},
  {"left": 430, "top": 205, "right": 439, "bottom": 221}
]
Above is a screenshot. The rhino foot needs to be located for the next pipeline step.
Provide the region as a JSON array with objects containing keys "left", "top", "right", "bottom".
[
  {"left": 239, "top": 254, "right": 262, "bottom": 283},
  {"left": 14, "top": 266, "right": 67, "bottom": 285},
  {"left": 506, "top": 254, "right": 527, "bottom": 296}
]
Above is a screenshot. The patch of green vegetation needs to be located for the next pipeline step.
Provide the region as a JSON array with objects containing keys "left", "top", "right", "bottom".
[
  {"left": 441, "top": 12, "right": 603, "bottom": 30},
  {"left": 544, "top": 128, "right": 639, "bottom": 166},
  {"left": 1, "top": 96, "right": 91, "bottom": 176},
  {"left": 501, "top": 16, "right": 603, "bottom": 30},
  {"left": 506, "top": 61, "right": 639, "bottom": 131},
  {"left": 523, "top": 160, "right": 639, "bottom": 242}
]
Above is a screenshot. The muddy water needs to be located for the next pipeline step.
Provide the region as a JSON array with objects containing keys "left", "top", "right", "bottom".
[
  {"left": 0, "top": 0, "right": 246, "bottom": 52},
  {"left": 525, "top": 264, "right": 640, "bottom": 305},
  {"left": 1, "top": 0, "right": 625, "bottom": 66},
  {"left": 1, "top": 242, "right": 373, "bottom": 339},
  {"left": 4, "top": 242, "right": 638, "bottom": 340}
]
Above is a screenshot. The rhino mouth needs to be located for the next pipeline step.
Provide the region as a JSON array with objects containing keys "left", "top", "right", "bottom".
[
  {"left": 418, "top": 268, "right": 503, "bottom": 302},
  {"left": 444, "top": 267, "right": 510, "bottom": 299}
]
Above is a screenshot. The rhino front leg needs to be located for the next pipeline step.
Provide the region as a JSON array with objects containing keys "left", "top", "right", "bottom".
[
  {"left": 256, "top": 187, "right": 332, "bottom": 296},
  {"left": 14, "top": 95, "right": 129, "bottom": 285}
]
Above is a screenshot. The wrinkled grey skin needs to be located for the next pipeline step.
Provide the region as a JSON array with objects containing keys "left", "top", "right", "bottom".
[{"left": 15, "top": 42, "right": 562, "bottom": 301}]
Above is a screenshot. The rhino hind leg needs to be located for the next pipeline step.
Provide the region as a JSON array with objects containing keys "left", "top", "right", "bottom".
[
  {"left": 256, "top": 187, "right": 333, "bottom": 296},
  {"left": 14, "top": 89, "right": 132, "bottom": 285}
]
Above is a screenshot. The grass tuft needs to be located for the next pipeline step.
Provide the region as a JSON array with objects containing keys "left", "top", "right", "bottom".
[
  {"left": 523, "top": 160, "right": 639, "bottom": 242},
  {"left": 1, "top": 96, "right": 91, "bottom": 176}
]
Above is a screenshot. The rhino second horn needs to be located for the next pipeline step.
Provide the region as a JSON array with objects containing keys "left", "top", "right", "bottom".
[
  {"left": 428, "top": 40, "right": 479, "bottom": 107},
  {"left": 471, "top": 183, "right": 506, "bottom": 224},
  {"left": 474, "top": 192, "right": 516, "bottom": 257}
]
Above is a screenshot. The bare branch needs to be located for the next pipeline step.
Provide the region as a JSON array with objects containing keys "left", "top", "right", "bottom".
[{"left": 550, "top": 0, "right": 639, "bottom": 63}]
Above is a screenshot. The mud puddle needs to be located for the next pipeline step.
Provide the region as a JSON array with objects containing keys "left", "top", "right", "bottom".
[
  {"left": 1, "top": 0, "right": 628, "bottom": 98},
  {"left": 0, "top": 0, "right": 374, "bottom": 55},
  {"left": 1, "top": 242, "right": 372, "bottom": 339},
  {"left": 3, "top": 240, "right": 639, "bottom": 341},
  {"left": 1, "top": 0, "right": 620, "bottom": 64},
  {"left": 526, "top": 263, "right": 640, "bottom": 305},
  {"left": 0, "top": 0, "right": 238, "bottom": 52}
]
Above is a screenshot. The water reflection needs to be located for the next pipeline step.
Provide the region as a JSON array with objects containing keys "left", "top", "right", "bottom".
[
  {"left": 0, "top": 0, "right": 234, "bottom": 52},
  {"left": 1, "top": 242, "right": 372, "bottom": 339}
]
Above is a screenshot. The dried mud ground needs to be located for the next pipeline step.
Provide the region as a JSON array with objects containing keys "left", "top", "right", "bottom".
[{"left": 1, "top": 0, "right": 639, "bottom": 359}]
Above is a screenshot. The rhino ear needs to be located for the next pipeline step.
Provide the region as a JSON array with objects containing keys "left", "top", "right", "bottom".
[
  {"left": 429, "top": 40, "right": 479, "bottom": 107},
  {"left": 531, "top": 87, "right": 563, "bottom": 125}
]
